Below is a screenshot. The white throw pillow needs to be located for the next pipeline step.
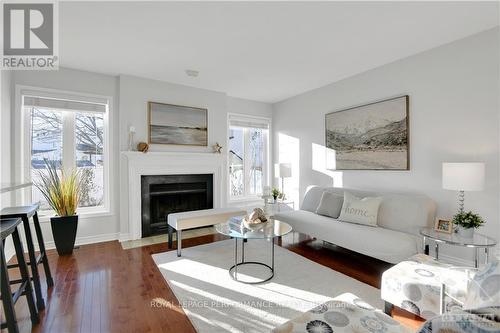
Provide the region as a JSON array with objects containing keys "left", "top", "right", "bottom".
[
  {"left": 315, "top": 191, "right": 344, "bottom": 219},
  {"left": 338, "top": 192, "right": 382, "bottom": 227}
]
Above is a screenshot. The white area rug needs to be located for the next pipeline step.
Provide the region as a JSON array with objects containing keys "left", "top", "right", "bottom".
[{"left": 152, "top": 239, "right": 382, "bottom": 333}]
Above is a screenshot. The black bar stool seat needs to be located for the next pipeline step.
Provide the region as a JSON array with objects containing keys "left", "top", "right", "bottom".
[
  {"left": 0, "top": 204, "right": 54, "bottom": 311},
  {"left": 0, "top": 205, "right": 39, "bottom": 219},
  {"left": 1, "top": 218, "right": 39, "bottom": 333}
]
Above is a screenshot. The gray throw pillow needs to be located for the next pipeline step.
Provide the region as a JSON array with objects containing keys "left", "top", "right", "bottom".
[{"left": 315, "top": 191, "right": 344, "bottom": 219}]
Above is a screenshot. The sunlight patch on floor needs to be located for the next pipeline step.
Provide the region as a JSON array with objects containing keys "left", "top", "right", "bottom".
[
  {"left": 159, "top": 257, "right": 330, "bottom": 313},
  {"left": 121, "top": 226, "right": 216, "bottom": 249}
]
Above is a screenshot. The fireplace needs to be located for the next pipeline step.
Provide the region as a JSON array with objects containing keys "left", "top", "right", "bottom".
[{"left": 141, "top": 174, "right": 213, "bottom": 237}]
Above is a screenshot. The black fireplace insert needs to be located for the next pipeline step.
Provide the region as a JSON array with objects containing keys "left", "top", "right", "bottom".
[{"left": 141, "top": 174, "right": 213, "bottom": 237}]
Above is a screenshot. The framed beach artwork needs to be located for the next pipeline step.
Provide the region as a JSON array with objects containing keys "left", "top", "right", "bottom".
[
  {"left": 148, "top": 102, "right": 208, "bottom": 146},
  {"left": 325, "top": 95, "right": 409, "bottom": 170}
]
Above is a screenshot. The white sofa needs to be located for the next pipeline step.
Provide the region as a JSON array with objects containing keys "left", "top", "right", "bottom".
[{"left": 273, "top": 186, "right": 436, "bottom": 263}]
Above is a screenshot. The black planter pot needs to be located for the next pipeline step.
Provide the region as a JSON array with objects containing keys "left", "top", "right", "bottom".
[{"left": 50, "top": 215, "right": 78, "bottom": 255}]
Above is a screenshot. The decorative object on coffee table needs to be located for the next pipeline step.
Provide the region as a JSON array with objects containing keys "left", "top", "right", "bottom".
[
  {"left": 243, "top": 208, "right": 268, "bottom": 228},
  {"left": 434, "top": 218, "right": 453, "bottom": 234},
  {"left": 34, "top": 159, "right": 81, "bottom": 255},
  {"left": 420, "top": 227, "right": 496, "bottom": 268},
  {"left": 325, "top": 95, "right": 409, "bottom": 170}
]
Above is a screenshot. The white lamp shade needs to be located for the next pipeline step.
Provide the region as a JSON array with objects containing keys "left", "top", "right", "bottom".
[
  {"left": 442, "top": 162, "right": 485, "bottom": 191},
  {"left": 275, "top": 163, "right": 292, "bottom": 178}
]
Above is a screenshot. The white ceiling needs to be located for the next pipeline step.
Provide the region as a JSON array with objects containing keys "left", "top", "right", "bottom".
[{"left": 60, "top": 1, "right": 499, "bottom": 103}]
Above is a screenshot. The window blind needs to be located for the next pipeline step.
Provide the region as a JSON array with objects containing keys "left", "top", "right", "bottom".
[
  {"left": 229, "top": 115, "right": 270, "bottom": 130},
  {"left": 23, "top": 96, "right": 107, "bottom": 113}
]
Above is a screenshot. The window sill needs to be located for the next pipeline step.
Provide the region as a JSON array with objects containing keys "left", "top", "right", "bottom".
[{"left": 37, "top": 209, "right": 113, "bottom": 223}]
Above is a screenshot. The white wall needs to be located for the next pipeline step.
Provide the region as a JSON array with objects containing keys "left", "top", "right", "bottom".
[
  {"left": 1, "top": 70, "right": 15, "bottom": 260},
  {"left": 11, "top": 68, "right": 120, "bottom": 246},
  {"left": 5, "top": 69, "right": 272, "bottom": 246},
  {"left": 118, "top": 75, "right": 272, "bottom": 238},
  {"left": 272, "top": 28, "right": 500, "bottom": 264},
  {"left": 1, "top": 70, "right": 13, "bottom": 207}
]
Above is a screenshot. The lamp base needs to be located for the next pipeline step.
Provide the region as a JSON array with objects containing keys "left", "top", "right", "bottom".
[{"left": 458, "top": 190, "right": 465, "bottom": 213}]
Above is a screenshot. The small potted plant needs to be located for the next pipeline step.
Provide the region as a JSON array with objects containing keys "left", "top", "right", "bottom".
[
  {"left": 34, "top": 160, "right": 81, "bottom": 255},
  {"left": 271, "top": 188, "right": 281, "bottom": 202},
  {"left": 452, "top": 211, "right": 484, "bottom": 238}
]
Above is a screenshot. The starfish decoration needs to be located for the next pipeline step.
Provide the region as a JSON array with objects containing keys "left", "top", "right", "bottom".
[{"left": 213, "top": 142, "right": 223, "bottom": 154}]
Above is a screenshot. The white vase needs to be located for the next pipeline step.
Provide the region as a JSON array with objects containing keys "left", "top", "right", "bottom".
[{"left": 457, "top": 226, "right": 474, "bottom": 238}]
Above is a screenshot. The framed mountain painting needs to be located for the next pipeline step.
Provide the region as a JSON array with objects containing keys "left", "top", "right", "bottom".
[
  {"left": 148, "top": 102, "right": 208, "bottom": 146},
  {"left": 325, "top": 95, "right": 409, "bottom": 170}
]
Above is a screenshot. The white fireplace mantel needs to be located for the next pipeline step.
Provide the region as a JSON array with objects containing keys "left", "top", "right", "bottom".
[{"left": 120, "top": 151, "right": 225, "bottom": 241}]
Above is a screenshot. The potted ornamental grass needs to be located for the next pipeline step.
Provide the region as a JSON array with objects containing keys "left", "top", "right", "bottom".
[
  {"left": 34, "top": 159, "right": 81, "bottom": 255},
  {"left": 452, "top": 211, "right": 484, "bottom": 238}
]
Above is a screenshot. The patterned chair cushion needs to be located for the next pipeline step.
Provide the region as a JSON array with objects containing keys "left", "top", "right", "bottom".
[
  {"left": 416, "top": 308, "right": 500, "bottom": 333},
  {"left": 272, "top": 293, "right": 412, "bottom": 333},
  {"left": 381, "top": 254, "right": 471, "bottom": 319},
  {"left": 463, "top": 260, "right": 500, "bottom": 323}
]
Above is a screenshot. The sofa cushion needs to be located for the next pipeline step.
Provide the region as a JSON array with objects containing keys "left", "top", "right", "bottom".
[
  {"left": 315, "top": 191, "right": 343, "bottom": 218},
  {"left": 338, "top": 192, "right": 382, "bottom": 227},
  {"left": 274, "top": 210, "right": 419, "bottom": 263},
  {"left": 301, "top": 186, "right": 327, "bottom": 212},
  {"left": 300, "top": 186, "right": 436, "bottom": 234}
]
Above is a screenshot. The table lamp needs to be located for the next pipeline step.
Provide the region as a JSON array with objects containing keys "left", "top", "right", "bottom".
[
  {"left": 442, "top": 162, "right": 485, "bottom": 213},
  {"left": 275, "top": 163, "right": 292, "bottom": 200}
]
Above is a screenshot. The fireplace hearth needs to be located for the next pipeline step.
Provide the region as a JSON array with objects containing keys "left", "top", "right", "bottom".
[{"left": 141, "top": 174, "right": 213, "bottom": 237}]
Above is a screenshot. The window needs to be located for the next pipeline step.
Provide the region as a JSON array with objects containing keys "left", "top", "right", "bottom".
[
  {"left": 23, "top": 92, "right": 109, "bottom": 213},
  {"left": 228, "top": 115, "right": 270, "bottom": 199}
]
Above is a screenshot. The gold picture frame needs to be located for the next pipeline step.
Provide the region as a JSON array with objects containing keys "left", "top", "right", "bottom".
[
  {"left": 148, "top": 101, "right": 208, "bottom": 146},
  {"left": 434, "top": 218, "right": 453, "bottom": 234}
]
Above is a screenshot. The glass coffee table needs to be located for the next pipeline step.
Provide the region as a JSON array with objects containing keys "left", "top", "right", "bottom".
[
  {"left": 215, "top": 216, "right": 292, "bottom": 284},
  {"left": 420, "top": 227, "right": 497, "bottom": 268}
]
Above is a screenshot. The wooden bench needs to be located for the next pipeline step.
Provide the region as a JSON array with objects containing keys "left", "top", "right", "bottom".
[{"left": 168, "top": 208, "right": 246, "bottom": 256}]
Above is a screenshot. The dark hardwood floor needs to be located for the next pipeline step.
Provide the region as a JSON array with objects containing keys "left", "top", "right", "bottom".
[{"left": 4, "top": 232, "right": 425, "bottom": 333}]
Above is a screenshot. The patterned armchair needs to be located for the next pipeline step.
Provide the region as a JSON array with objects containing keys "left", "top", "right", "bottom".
[{"left": 273, "top": 259, "right": 499, "bottom": 333}]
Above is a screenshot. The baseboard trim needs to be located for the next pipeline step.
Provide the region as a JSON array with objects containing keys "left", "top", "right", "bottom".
[
  {"left": 33, "top": 232, "right": 119, "bottom": 252},
  {"left": 118, "top": 233, "right": 131, "bottom": 242}
]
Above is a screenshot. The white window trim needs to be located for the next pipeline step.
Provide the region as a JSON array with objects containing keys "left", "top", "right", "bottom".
[
  {"left": 227, "top": 113, "right": 271, "bottom": 203},
  {"left": 15, "top": 85, "right": 113, "bottom": 218}
]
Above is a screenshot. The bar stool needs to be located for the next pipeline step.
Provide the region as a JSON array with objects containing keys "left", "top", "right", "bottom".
[
  {"left": 1, "top": 218, "right": 40, "bottom": 333},
  {"left": 0, "top": 204, "right": 54, "bottom": 310}
]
